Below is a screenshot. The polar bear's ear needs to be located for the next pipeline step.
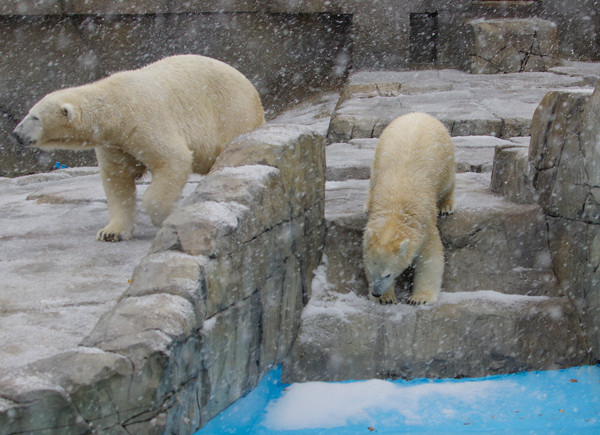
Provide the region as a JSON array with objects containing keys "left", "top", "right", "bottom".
[{"left": 60, "top": 103, "right": 76, "bottom": 123}]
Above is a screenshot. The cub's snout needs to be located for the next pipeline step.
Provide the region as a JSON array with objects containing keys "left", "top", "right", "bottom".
[{"left": 370, "top": 275, "right": 393, "bottom": 298}]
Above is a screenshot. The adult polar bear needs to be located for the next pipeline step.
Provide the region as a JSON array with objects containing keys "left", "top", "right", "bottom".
[
  {"left": 363, "top": 112, "right": 455, "bottom": 305},
  {"left": 13, "top": 55, "right": 265, "bottom": 241}
]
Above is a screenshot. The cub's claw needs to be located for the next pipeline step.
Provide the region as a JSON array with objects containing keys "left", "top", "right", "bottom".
[
  {"left": 407, "top": 293, "right": 438, "bottom": 305},
  {"left": 378, "top": 288, "right": 397, "bottom": 305},
  {"left": 379, "top": 296, "right": 397, "bottom": 305}
]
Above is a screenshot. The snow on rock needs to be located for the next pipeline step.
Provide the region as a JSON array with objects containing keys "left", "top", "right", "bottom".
[{"left": 439, "top": 290, "right": 549, "bottom": 306}]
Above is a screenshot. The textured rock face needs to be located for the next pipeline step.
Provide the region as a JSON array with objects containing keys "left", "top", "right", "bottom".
[
  {"left": 528, "top": 85, "right": 600, "bottom": 361},
  {"left": 530, "top": 90, "right": 597, "bottom": 221},
  {"left": 284, "top": 291, "right": 587, "bottom": 382},
  {"left": 327, "top": 69, "right": 590, "bottom": 143},
  {"left": 468, "top": 18, "right": 559, "bottom": 74},
  {"left": 490, "top": 83, "right": 600, "bottom": 360},
  {"left": 490, "top": 142, "right": 537, "bottom": 204},
  {"left": 0, "top": 124, "right": 326, "bottom": 434},
  {"left": 284, "top": 69, "right": 594, "bottom": 385}
]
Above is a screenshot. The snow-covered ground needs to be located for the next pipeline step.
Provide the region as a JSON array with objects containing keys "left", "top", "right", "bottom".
[
  {"left": 0, "top": 168, "right": 201, "bottom": 370},
  {"left": 197, "top": 365, "right": 600, "bottom": 434}
]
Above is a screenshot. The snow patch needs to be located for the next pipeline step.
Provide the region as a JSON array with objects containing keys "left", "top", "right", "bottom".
[
  {"left": 202, "top": 316, "right": 217, "bottom": 333},
  {"left": 189, "top": 201, "right": 248, "bottom": 228},
  {"left": 263, "top": 377, "right": 518, "bottom": 430},
  {"left": 439, "top": 290, "right": 549, "bottom": 306},
  {"left": 213, "top": 165, "right": 279, "bottom": 182}
]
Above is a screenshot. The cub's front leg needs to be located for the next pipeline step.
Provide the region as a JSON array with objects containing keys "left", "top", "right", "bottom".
[
  {"left": 95, "top": 147, "right": 145, "bottom": 242},
  {"left": 407, "top": 230, "right": 444, "bottom": 305}
]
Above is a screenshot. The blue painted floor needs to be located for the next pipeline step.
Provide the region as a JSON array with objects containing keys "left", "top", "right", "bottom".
[{"left": 197, "top": 365, "right": 600, "bottom": 434}]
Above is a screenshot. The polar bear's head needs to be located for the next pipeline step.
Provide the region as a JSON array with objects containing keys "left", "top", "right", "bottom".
[
  {"left": 12, "top": 90, "right": 92, "bottom": 150},
  {"left": 363, "top": 217, "right": 418, "bottom": 298}
]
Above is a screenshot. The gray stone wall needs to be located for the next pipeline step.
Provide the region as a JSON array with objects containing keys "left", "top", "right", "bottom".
[{"left": 0, "top": 124, "right": 326, "bottom": 434}]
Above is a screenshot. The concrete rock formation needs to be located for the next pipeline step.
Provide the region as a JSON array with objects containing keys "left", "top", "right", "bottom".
[
  {"left": 327, "top": 68, "right": 594, "bottom": 143},
  {"left": 0, "top": 124, "right": 326, "bottom": 434},
  {"left": 1, "top": 64, "right": 600, "bottom": 434},
  {"left": 284, "top": 68, "right": 599, "bottom": 384},
  {"left": 468, "top": 18, "right": 559, "bottom": 74},
  {"left": 492, "top": 82, "right": 600, "bottom": 361}
]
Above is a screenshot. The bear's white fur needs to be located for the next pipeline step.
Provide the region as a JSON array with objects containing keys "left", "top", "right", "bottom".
[
  {"left": 13, "top": 55, "right": 265, "bottom": 241},
  {"left": 363, "top": 112, "right": 455, "bottom": 305}
]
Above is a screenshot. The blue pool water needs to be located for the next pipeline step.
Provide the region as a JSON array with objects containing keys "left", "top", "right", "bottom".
[{"left": 196, "top": 365, "right": 600, "bottom": 434}]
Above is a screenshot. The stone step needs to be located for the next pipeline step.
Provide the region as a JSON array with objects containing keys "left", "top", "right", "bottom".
[
  {"left": 282, "top": 288, "right": 588, "bottom": 382},
  {"left": 325, "top": 135, "right": 524, "bottom": 181},
  {"left": 327, "top": 69, "right": 592, "bottom": 142},
  {"left": 322, "top": 172, "right": 559, "bottom": 299},
  {"left": 490, "top": 139, "right": 537, "bottom": 204}
]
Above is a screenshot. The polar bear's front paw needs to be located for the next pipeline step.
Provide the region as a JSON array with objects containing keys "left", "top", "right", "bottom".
[
  {"left": 378, "top": 288, "right": 397, "bottom": 305},
  {"left": 407, "top": 290, "right": 438, "bottom": 305},
  {"left": 97, "top": 225, "right": 133, "bottom": 242}
]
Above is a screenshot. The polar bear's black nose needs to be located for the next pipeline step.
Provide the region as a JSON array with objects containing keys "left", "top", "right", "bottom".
[{"left": 371, "top": 283, "right": 384, "bottom": 297}]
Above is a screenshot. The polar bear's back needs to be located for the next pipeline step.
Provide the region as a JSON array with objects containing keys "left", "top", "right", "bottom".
[
  {"left": 375, "top": 113, "right": 453, "bottom": 180},
  {"left": 102, "top": 55, "right": 265, "bottom": 172},
  {"left": 370, "top": 112, "right": 455, "bottom": 207},
  {"left": 375, "top": 113, "right": 453, "bottom": 174}
]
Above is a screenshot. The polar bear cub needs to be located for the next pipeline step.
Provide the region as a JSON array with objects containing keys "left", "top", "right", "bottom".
[
  {"left": 363, "top": 112, "right": 455, "bottom": 305},
  {"left": 13, "top": 55, "right": 265, "bottom": 241}
]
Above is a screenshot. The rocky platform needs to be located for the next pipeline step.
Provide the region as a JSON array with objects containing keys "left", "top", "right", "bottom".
[
  {"left": 0, "top": 170, "right": 201, "bottom": 372},
  {"left": 327, "top": 64, "right": 599, "bottom": 143},
  {"left": 283, "top": 173, "right": 587, "bottom": 381},
  {"left": 280, "top": 63, "right": 600, "bottom": 382}
]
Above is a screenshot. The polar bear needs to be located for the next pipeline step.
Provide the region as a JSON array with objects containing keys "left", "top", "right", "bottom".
[
  {"left": 363, "top": 112, "right": 455, "bottom": 305},
  {"left": 13, "top": 55, "right": 265, "bottom": 241}
]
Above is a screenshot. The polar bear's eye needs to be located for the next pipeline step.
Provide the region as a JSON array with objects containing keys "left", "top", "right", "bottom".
[{"left": 383, "top": 273, "right": 392, "bottom": 279}]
